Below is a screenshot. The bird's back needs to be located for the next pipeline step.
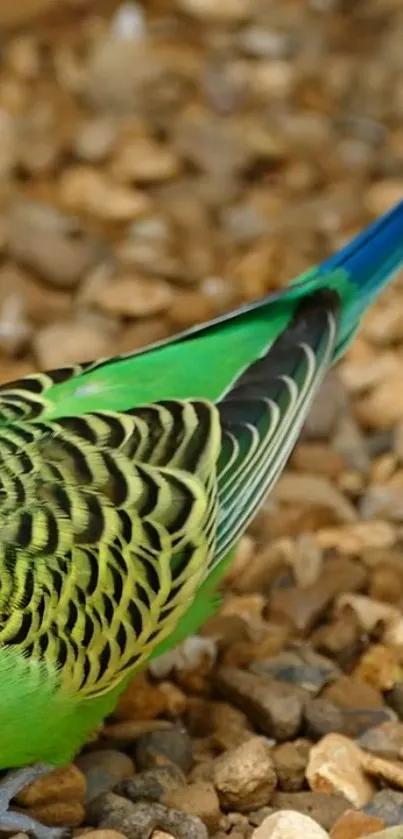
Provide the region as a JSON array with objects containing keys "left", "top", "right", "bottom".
[{"left": 0, "top": 405, "right": 221, "bottom": 702}]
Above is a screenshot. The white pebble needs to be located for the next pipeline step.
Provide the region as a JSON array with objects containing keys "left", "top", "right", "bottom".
[{"left": 252, "top": 810, "right": 329, "bottom": 839}]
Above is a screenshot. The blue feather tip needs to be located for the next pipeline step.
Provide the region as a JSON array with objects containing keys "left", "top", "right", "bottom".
[{"left": 319, "top": 199, "right": 403, "bottom": 297}]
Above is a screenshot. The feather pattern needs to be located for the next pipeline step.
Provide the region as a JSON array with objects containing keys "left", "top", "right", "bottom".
[
  {"left": 0, "top": 402, "right": 221, "bottom": 698},
  {"left": 215, "top": 290, "right": 339, "bottom": 562}
]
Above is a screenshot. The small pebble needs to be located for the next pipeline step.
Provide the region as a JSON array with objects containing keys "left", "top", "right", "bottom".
[
  {"left": 93, "top": 274, "right": 173, "bottom": 318},
  {"left": 116, "top": 764, "right": 186, "bottom": 803},
  {"left": 76, "top": 750, "right": 135, "bottom": 802},
  {"left": 163, "top": 782, "right": 221, "bottom": 833},
  {"left": 212, "top": 737, "right": 277, "bottom": 812},
  {"left": 306, "top": 734, "right": 375, "bottom": 808},
  {"left": 60, "top": 166, "right": 151, "bottom": 221},
  {"left": 267, "top": 558, "right": 367, "bottom": 634},
  {"left": 33, "top": 318, "right": 115, "bottom": 368},
  {"left": 353, "top": 645, "right": 403, "bottom": 692},
  {"left": 358, "top": 721, "right": 403, "bottom": 760},
  {"left": 273, "top": 473, "right": 357, "bottom": 523},
  {"left": 360, "top": 750, "right": 403, "bottom": 790},
  {"left": 88, "top": 793, "right": 208, "bottom": 839},
  {"left": 216, "top": 667, "right": 304, "bottom": 740},
  {"left": 114, "top": 673, "right": 169, "bottom": 722},
  {"left": 322, "top": 675, "right": 384, "bottom": 711},
  {"left": 251, "top": 646, "right": 341, "bottom": 695},
  {"left": 272, "top": 740, "right": 311, "bottom": 792},
  {"left": 8, "top": 201, "right": 101, "bottom": 288},
  {"left": 16, "top": 765, "right": 86, "bottom": 807},
  {"left": 134, "top": 725, "right": 193, "bottom": 773},
  {"left": 304, "top": 698, "right": 346, "bottom": 740},
  {"left": 312, "top": 614, "right": 362, "bottom": 671},
  {"left": 74, "top": 119, "right": 118, "bottom": 162},
  {"left": 251, "top": 810, "right": 329, "bottom": 839},
  {"left": 330, "top": 810, "right": 385, "bottom": 839},
  {"left": 111, "top": 138, "right": 180, "bottom": 184},
  {"left": 26, "top": 800, "right": 85, "bottom": 828},
  {"left": 364, "top": 790, "right": 403, "bottom": 828}
]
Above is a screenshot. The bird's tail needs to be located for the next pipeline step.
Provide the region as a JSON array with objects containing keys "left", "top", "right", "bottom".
[
  {"left": 8, "top": 201, "right": 403, "bottom": 423},
  {"left": 291, "top": 199, "right": 403, "bottom": 357}
]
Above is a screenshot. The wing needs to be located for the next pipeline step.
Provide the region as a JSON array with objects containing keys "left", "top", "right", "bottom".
[
  {"left": 214, "top": 290, "right": 339, "bottom": 563},
  {"left": 0, "top": 400, "right": 221, "bottom": 698}
]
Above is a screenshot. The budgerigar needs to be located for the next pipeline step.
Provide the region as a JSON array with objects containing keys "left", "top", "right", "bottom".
[{"left": 0, "top": 202, "right": 401, "bottom": 838}]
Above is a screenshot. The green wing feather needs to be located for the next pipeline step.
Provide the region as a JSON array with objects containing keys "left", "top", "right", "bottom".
[
  {"left": 0, "top": 289, "right": 339, "bottom": 710},
  {"left": 214, "top": 292, "right": 338, "bottom": 562}
]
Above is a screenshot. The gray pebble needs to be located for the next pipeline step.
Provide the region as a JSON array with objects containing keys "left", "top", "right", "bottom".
[
  {"left": 251, "top": 646, "right": 341, "bottom": 695},
  {"left": 304, "top": 698, "right": 346, "bottom": 740},
  {"left": 134, "top": 724, "right": 193, "bottom": 773},
  {"left": 88, "top": 792, "right": 208, "bottom": 839},
  {"left": 76, "top": 749, "right": 135, "bottom": 802},
  {"left": 364, "top": 790, "right": 403, "bottom": 827},
  {"left": 115, "top": 764, "right": 186, "bottom": 802}
]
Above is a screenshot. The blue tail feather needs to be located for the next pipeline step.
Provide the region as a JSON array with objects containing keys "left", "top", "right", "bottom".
[
  {"left": 316, "top": 200, "right": 403, "bottom": 354},
  {"left": 320, "top": 200, "right": 403, "bottom": 297}
]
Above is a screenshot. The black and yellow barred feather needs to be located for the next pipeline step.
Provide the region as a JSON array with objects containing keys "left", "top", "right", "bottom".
[{"left": 0, "top": 401, "right": 221, "bottom": 697}]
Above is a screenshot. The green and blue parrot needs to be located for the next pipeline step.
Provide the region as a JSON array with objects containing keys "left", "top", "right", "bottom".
[{"left": 0, "top": 201, "right": 400, "bottom": 837}]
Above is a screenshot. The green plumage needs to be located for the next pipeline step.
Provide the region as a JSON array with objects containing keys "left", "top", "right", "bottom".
[{"left": 0, "top": 201, "right": 401, "bottom": 801}]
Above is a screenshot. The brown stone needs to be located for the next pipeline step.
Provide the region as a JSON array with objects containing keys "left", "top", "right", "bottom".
[
  {"left": 215, "top": 667, "right": 304, "bottom": 740},
  {"left": 94, "top": 275, "right": 173, "bottom": 318},
  {"left": 353, "top": 645, "right": 403, "bottom": 692},
  {"left": 330, "top": 810, "right": 385, "bottom": 839},
  {"left": 16, "top": 765, "right": 86, "bottom": 807},
  {"left": 272, "top": 740, "right": 311, "bottom": 792},
  {"left": 267, "top": 558, "right": 367, "bottom": 634},
  {"left": 33, "top": 318, "right": 115, "bottom": 368},
  {"left": 322, "top": 675, "right": 384, "bottom": 710},
  {"left": 60, "top": 166, "right": 151, "bottom": 221},
  {"left": 26, "top": 801, "right": 85, "bottom": 828},
  {"left": 163, "top": 782, "right": 221, "bottom": 833},
  {"left": 114, "top": 673, "right": 168, "bottom": 722}
]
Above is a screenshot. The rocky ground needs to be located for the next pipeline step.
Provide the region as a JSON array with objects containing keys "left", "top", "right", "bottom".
[{"left": 1, "top": 0, "right": 403, "bottom": 838}]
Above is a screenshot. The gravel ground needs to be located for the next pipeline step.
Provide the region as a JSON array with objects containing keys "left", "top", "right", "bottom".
[{"left": 1, "top": 1, "right": 403, "bottom": 838}]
